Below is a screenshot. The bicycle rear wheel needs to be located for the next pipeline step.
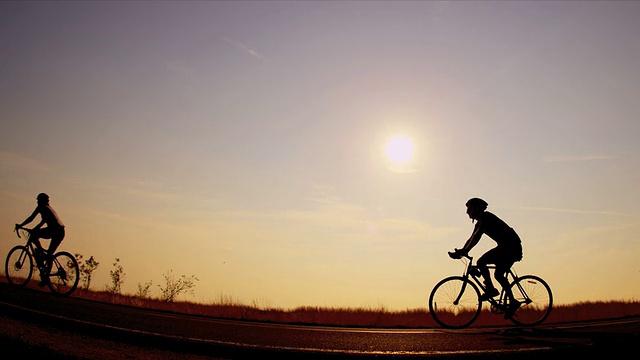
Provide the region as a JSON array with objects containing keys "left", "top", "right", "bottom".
[
  {"left": 46, "top": 251, "right": 80, "bottom": 296},
  {"left": 429, "top": 276, "right": 482, "bottom": 329},
  {"left": 508, "top": 274, "right": 553, "bottom": 326},
  {"left": 5, "top": 245, "right": 34, "bottom": 287}
]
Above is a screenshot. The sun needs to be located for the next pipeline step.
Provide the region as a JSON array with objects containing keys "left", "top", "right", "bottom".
[{"left": 385, "top": 135, "right": 415, "bottom": 164}]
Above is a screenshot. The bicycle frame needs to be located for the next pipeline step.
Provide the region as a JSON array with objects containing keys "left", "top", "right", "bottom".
[
  {"left": 17, "top": 229, "right": 47, "bottom": 268},
  {"left": 457, "top": 254, "right": 527, "bottom": 310}
]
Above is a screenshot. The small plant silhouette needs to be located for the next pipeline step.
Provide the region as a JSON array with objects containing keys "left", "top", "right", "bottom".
[
  {"left": 136, "top": 281, "right": 153, "bottom": 299},
  {"left": 106, "top": 258, "right": 125, "bottom": 294},
  {"left": 158, "top": 269, "right": 198, "bottom": 302},
  {"left": 75, "top": 253, "right": 99, "bottom": 290}
]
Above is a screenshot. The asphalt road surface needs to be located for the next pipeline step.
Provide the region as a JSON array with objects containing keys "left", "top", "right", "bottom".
[{"left": 1, "top": 284, "right": 638, "bottom": 359}]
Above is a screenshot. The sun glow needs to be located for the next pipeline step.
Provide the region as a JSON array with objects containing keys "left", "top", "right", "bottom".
[{"left": 385, "top": 136, "right": 415, "bottom": 164}]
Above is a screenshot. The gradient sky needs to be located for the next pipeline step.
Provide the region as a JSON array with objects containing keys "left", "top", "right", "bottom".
[{"left": 1, "top": 1, "right": 639, "bottom": 310}]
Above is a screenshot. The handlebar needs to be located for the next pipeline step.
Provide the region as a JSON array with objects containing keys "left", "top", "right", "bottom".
[
  {"left": 448, "top": 248, "right": 473, "bottom": 261},
  {"left": 14, "top": 224, "right": 32, "bottom": 238}
]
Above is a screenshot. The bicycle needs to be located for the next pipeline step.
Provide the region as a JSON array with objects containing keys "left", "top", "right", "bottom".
[
  {"left": 5, "top": 226, "right": 80, "bottom": 296},
  {"left": 428, "top": 251, "right": 552, "bottom": 329}
]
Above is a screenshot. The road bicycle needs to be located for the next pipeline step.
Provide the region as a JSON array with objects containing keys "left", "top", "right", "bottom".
[
  {"left": 5, "top": 226, "right": 80, "bottom": 296},
  {"left": 428, "top": 251, "right": 552, "bottom": 329}
]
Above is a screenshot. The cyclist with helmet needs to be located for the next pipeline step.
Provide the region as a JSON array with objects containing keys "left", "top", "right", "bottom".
[
  {"left": 449, "top": 197, "right": 523, "bottom": 317},
  {"left": 16, "top": 192, "right": 66, "bottom": 286}
]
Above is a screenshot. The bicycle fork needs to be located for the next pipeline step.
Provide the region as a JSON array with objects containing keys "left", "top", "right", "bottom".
[
  {"left": 16, "top": 250, "right": 29, "bottom": 270},
  {"left": 454, "top": 279, "right": 468, "bottom": 305}
]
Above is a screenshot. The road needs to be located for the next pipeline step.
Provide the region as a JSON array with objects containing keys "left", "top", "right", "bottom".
[{"left": 1, "top": 284, "right": 638, "bottom": 359}]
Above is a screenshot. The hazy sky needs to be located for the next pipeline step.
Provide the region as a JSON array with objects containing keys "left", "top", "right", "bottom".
[{"left": 1, "top": 1, "right": 639, "bottom": 310}]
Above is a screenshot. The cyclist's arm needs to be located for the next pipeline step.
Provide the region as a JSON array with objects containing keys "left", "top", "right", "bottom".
[
  {"left": 461, "top": 223, "right": 483, "bottom": 254},
  {"left": 18, "top": 208, "right": 39, "bottom": 228}
]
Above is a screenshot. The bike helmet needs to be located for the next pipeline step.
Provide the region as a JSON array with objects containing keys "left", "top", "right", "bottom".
[
  {"left": 465, "top": 197, "right": 488, "bottom": 211},
  {"left": 37, "top": 193, "right": 49, "bottom": 202}
]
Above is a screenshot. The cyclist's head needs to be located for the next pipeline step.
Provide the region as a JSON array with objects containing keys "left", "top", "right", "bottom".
[
  {"left": 465, "top": 197, "right": 488, "bottom": 211},
  {"left": 37, "top": 193, "right": 50, "bottom": 204},
  {"left": 465, "top": 198, "right": 487, "bottom": 222}
]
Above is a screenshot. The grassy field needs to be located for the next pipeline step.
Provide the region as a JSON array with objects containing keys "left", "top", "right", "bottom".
[
  {"left": 66, "top": 287, "right": 640, "bottom": 328},
  {"left": 3, "top": 274, "right": 639, "bottom": 328}
]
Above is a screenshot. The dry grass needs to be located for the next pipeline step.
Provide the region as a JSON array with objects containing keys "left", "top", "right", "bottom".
[
  {"left": 69, "top": 287, "right": 640, "bottom": 328},
  {"left": 4, "top": 273, "right": 639, "bottom": 328}
]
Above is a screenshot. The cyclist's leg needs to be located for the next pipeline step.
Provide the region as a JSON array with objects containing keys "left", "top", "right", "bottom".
[
  {"left": 496, "top": 259, "right": 524, "bottom": 318},
  {"left": 32, "top": 228, "right": 56, "bottom": 286},
  {"left": 29, "top": 229, "right": 47, "bottom": 267},
  {"left": 494, "top": 262, "right": 514, "bottom": 301},
  {"left": 496, "top": 243, "right": 522, "bottom": 303},
  {"left": 43, "top": 227, "right": 64, "bottom": 274},
  {"left": 47, "top": 226, "right": 65, "bottom": 255},
  {"left": 477, "top": 249, "right": 498, "bottom": 291}
]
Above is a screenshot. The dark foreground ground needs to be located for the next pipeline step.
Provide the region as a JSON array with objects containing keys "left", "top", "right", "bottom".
[
  {"left": 2, "top": 283, "right": 638, "bottom": 359},
  {"left": 2, "top": 311, "right": 638, "bottom": 360}
]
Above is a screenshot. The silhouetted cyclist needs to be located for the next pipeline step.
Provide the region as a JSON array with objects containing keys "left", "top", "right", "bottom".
[
  {"left": 16, "top": 192, "right": 66, "bottom": 287},
  {"left": 450, "top": 197, "right": 523, "bottom": 317}
]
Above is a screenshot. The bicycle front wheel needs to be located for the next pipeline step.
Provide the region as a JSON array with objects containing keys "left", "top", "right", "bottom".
[
  {"left": 47, "top": 251, "right": 80, "bottom": 296},
  {"left": 429, "top": 276, "right": 482, "bottom": 329},
  {"left": 508, "top": 275, "right": 553, "bottom": 326},
  {"left": 5, "top": 245, "right": 34, "bottom": 287}
]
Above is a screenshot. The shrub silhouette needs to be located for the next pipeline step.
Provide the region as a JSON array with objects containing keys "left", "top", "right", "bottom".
[
  {"left": 158, "top": 269, "right": 199, "bottom": 302},
  {"left": 75, "top": 253, "right": 99, "bottom": 290},
  {"left": 106, "top": 258, "right": 125, "bottom": 295}
]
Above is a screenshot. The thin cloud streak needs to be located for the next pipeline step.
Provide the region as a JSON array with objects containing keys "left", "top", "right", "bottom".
[
  {"left": 0, "top": 151, "right": 49, "bottom": 172},
  {"left": 223, "top": 37, "right": 265, "bottom": 59},
  {"left": 514, "top": 206, "right": 636, "bottom": 218},
  {"left": 544, "top": 155, "right": 616, "bottom": 162}
]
